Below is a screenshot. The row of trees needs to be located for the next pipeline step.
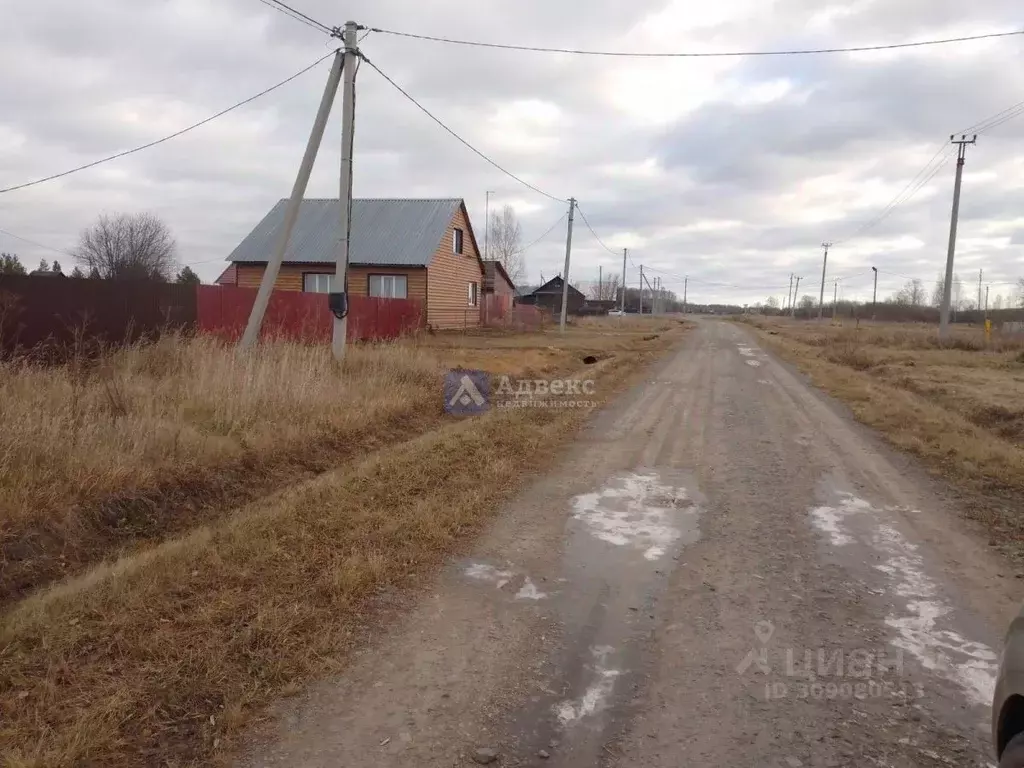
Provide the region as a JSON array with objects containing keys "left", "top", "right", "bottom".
[
  {"left": 0, "top": 213, "right": 200, "bottom": 284},
  {"left": 765, "top": 273, "right": 1024, "bottom": 314}
]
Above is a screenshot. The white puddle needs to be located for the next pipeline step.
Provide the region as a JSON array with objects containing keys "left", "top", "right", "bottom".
[
  {"left": 465, "top": 563, "right": 549, "bottom": 600},
  {"left": 808, "top": 493, "right": 997, "bottom": 707},
  {"left": 571, "top": 472, "right": 699, "bottom": 561},
  {"left": 555, "top": 646, "right": 621, "bottom": 726},
  {"left": 515, "top": 577, "right": 548, "bottom": 601},
  {"left": 737, "top": 346, "right": 758, "bottom": 357},
  {"left": 464, "top": 563, "right": 513, "bottom": 587}
]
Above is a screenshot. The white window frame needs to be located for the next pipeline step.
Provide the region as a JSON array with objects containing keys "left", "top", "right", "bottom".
[
  {"left": 468, "top": 281, "right": 478, "bottom": 307},
  {"left": 368, "top": 274, "right": 408, "bottom": 299},
  {"left": 453, "top": 228, "right": 464, "bottom": 254},
  {"left": 303, "top": 272, "right": 335, "bottom": 293}
]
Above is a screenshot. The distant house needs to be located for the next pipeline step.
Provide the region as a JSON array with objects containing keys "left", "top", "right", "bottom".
[
  {"left": 482, "top": 260, "right": 515, "bottom": 301},
  {"left": 518, "top": 276, "right": 586, "bottom": 316},
  {"left": 222, "top": 198, "right": 485, "bottom": 330}
]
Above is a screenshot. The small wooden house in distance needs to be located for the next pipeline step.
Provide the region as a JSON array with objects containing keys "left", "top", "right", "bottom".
[{"left": 518, "top": 276, "right": 586, "bottom": 316}]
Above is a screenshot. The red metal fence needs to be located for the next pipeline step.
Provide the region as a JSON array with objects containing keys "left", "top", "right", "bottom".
[
  {"left": 196, "top": 284, "right": 423, "bottom": 342},
  {"left": 0, "top": 275, "right": 195, "bottom": 358},
  {"left": 0, "top": 277, "right": 424, "bottom": 358}
]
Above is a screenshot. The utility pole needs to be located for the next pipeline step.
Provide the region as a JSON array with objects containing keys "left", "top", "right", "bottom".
[
  {"left": 985, "top": 285, "right": 990, "bottom": 321},
  {"left": 484, "top": 190, "right": 494, "bottom": 262},
  {"left": 818, "top": 242, "right": 831, "bottom": 321},
  {"left": 683, "top": 276, "right": 688, "bottom": 315},
  {"left": 620, "top": 248, "right": 627, "bottom": 313},
  {"left": 978, "top": 269, "right": 983, "bottom": 317},
  {"left": 871, "top": 267, "right": 878, "bottom": 316},
  {"left": 654, "top": 277, "right": 660, "bottom": 315},
  {"left": 639, "top": 265, "right": 644, "bottom": 315},
  {"left": 786, "top": 273, "right": 794, "bottom": 313},
  {"left": 559, "top": 197, "right": 576, "bottom": 333},
  {"left": 833, "top": 279, "right": 838, "bottom": 320},
  {"left": 331, "top": 21, "right": 360, "bottom": 361},
  {"left": 792, "top": 276, "right": 801, "bottom": 317},
  {"left": 939, "top": 134, "right": 977, "bottom": 340},
  {"left": 240, "top": 50, "right": 344, "bottom": 350},
  {"left": 598, "top": 265, "right": 602, "bottom": 301}
]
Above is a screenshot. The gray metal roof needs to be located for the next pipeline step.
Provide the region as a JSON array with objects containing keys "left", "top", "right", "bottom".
[{"left": 227, "top": 198, "right": 462, "bottom": 266}]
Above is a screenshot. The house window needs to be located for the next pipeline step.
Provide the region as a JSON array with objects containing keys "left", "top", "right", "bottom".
[
  {"left": 468, "top": 281, "right": 478, "bottom": 307},
  {"left": 453, "top": 228, "right": 464, "bottom": 254},
  {"left": 368, "top": 274, "right": 408, "bottom": 299},
  {"left": 303, "top": 273, "right": 336, "bottom": 293}
]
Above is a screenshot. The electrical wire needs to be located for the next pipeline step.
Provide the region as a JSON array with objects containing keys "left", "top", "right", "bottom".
[
  {"left": 359, "top": 54, "right": 565, "bottom": 203},
  {"left": 0, "top": 228, "right": 74, "bottom": 257},
  {"left": 366, "top": 26, "right": 1024, "bottom": 58},
  {"left": 521, "top": 212, "right": 568, "bottom": 251},
  {"left": 574, "top": 204, "right": 620, "bottom": 255},
  {"left": 255, "top": 0, "right": 330, "bottom": 34},
  {"left": 957, "top": 98, "right": 1024, "bottom": 135},
  {"left": 255, "top": 0, "right": 333, "bottom": 34},
  {"left": 0, "top": 50, "right": 339, "bottom": 196}
]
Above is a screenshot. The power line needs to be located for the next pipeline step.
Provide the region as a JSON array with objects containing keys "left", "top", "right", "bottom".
[
  {"left": 0, "top": 49, "right": 339, "bottom": 195},
  {"left": 255, "top": 0, "right": 331, "bottom": 34},
  {"left": 521, "top": 212, "right": 568, "bottom": 251},
  {"left": 359, "top": 54, "right": 564, "bottom": 203},
  {"left": 958, "top": 98, "right": 1024, "bottom": 135},
  {"left": 367, "top": 26, "right": 1024, "bottom": 58},
  {"left": 0, "top": 228, "right": 73, "bottom": 257},
  {"left": 574, "top": 204, "right": 620, "bottom": 255},
  {"left": 255, "top": 0, "right": 333, "bottom": 34}
]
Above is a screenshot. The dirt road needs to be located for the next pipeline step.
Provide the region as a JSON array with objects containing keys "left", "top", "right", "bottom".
[{"left": 240, "top": 319, "right": 1018, "bottom": 767}]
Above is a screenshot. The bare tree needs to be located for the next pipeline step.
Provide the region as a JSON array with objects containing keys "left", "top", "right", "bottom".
[
  {"left": 1016, "top": 277, "right": 1024, "bottom": 308},
  {"left": 897, "top": 278, "right": 926, "bottom": 306},
  {"left": 993, "top": 294, "right": 1004, "bottom": 310},
  {"left": 588, "top": 273, "right": 621, "bottom": 301},
  {"left": 488, "top": 205, "right": 525, "bottom": 285},
  {"left": 75, "top": 212, "right": 177, "bottom": 280}
]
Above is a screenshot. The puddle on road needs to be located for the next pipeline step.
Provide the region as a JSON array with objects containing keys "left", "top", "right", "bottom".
[
  {"left": 737, "top": 345, "right": 758, "bottom": 357},
  {"left": 570, "top": 471, "right": 701, "bottom": 561},
  {"left": 809, "top": 491, "right": 998, "bottom": 709},
  {"left": 503, "top": 469, "right": 704, "bottom": 761},
  {"left": 746, "top": 360, "right": 762, "bottom": 367}
]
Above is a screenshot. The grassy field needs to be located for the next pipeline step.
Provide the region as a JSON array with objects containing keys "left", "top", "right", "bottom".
[
  {"left": 740, "top": 316, "right": 1024, "bottom": 555},
  {"left": 0, "top": 317, "right": 685, "bottom": 767}
]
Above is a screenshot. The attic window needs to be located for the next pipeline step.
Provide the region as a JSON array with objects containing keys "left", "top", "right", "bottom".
[{"left": 453, "top": 228, "right": 464, "bottom": 254}]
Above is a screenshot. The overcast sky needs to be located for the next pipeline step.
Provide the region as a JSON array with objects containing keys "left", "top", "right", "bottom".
[{"left": 1, "top": 0, "right": 1022, "bottom": 305}]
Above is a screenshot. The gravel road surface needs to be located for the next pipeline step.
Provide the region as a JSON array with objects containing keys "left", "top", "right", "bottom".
[{"left": 239, "top": 319, "right": 1017, "bottom": 767}]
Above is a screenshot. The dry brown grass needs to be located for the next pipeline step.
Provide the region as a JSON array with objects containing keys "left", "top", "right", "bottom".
[
  {"left": 740, "top": 317, "right": 1024, "bottom": 550},
  {"left": 0, "top": 320, "right": 686, "bottom": 767}
]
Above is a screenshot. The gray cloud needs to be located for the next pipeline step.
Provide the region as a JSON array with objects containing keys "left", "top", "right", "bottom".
[{"left": 0, "top": 0, "right": 1022, "bottom": 305}]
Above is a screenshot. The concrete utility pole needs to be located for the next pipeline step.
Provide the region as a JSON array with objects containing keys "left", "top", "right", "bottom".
[
  {"left": 558, "top": 197, "right": 576, "bottom": 333},
  {"left": 620, "top": 248, "right": 627, "bottom": 313},
  {"left": 332, "top": 21, "right": 360, "bottom": 360},
  {"left": 791, "top": 276, "right": 801, "bottom": 316},
  {"left": 683, "top": 276, "right": 688, "bottom": 314},
  {"left": 598, "top": 265, "right": 602, "bottom": 301},
  {"left": 818, "top": 242, "right": 831, "bottom": 321},
  {"left": 786, "top": 273, "right": 794, "bottom": 313},
  {"left": 871, "top": 266, "right": 878, "bottom": 315},
  {"left": 939, "top": 134, "right": 977, "bottom": 340},
  {"left": 639, "top": 265, "right": 644, "bottom": 314},
  {"left": 978, "top": 269, "right": 983, "bottom": 316},
  {"left": 833, "top": 279, "right": 838, "bottom": 319},
  {"left": 985, "top": 285, "right": 990, "bottom": 320},
  {"left": 240, "top": 51, "right": 344, "bottom": 350},
  {"left": 484, "top": 190, "right": 494, "bottom": 262}
]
